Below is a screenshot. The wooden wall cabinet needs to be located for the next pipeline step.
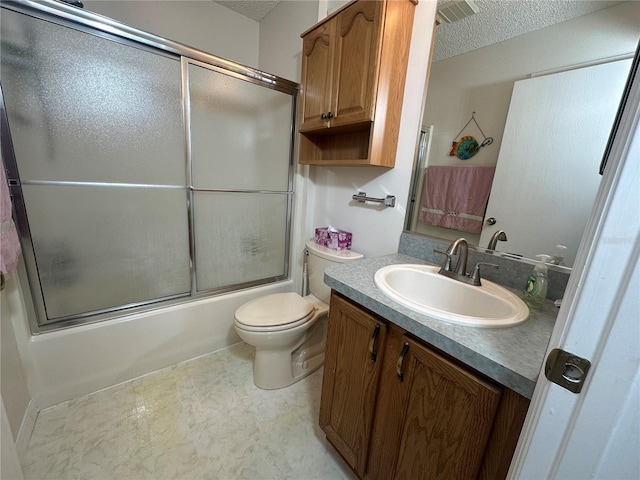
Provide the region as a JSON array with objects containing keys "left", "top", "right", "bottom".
[
  {"left": 298, "top": 0, "right": 416, "bottom": 167},
  {"left": 320, "top": 292, "right": 530, "bottom": 480}
]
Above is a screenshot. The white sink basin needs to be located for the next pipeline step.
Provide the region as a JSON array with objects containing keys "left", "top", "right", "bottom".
[{"left": 374, "top": 264, "right": 529, "bottom": 328}]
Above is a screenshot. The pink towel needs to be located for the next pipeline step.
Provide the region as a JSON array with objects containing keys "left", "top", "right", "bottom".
[
  {"left": 1, "top": 153, "right": 21, "bottom": 279},
  {"left": 419, "top": 165, "right": 495, "bottom": 234}
]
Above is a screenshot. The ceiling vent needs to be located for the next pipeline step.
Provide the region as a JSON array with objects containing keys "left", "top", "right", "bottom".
[{"left": 437, "top": 0, "right": 479, "bottom": 23}]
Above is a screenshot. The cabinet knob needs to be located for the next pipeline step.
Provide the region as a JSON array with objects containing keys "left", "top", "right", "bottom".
[
  {"left": 320, "top": 113, "right": 327, "bottom": 120},
  {"left": 326, "top": 112, "right": 334, "bottom": 119}
]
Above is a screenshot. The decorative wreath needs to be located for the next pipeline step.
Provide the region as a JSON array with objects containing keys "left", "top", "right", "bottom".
[{"left": 449, "top": 112, "right": 493, "bottom": 160}]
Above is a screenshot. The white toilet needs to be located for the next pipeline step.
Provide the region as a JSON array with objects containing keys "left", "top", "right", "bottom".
[{"left": 234, "top": 240, "right": 363, "bottom": 389}]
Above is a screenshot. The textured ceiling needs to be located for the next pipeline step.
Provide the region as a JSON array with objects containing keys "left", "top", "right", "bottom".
[
  {"left": 215, "top": 0, "right": 282, "bottom": 21},
  {"left": 215, "top": 0, "right": 622, "bottom": 59},
  {"left": 433, "top": 0, "right": 623, "bottom": 61}
]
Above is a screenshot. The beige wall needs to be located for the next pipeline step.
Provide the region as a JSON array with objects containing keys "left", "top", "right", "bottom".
[
  {"left": 85, "top": 0, "right": 260, "bottom": 68},
  {"left": 417, "top": 1, "right": 640, "bottom": 241},
  {"left": 1, "top": 398, "right": 24, "bottom": 480},
  {"left": 258, "top": 0, "right": 318, "bottom": 82},
  {"left": 1, "top": 275, "right": 31, "bottom": 441},
  {"left": 259, "top": 0, "right": 438, "bottom": 260},
  {"left": 424, "top": 2, "right": 639, "bottom": 170}
]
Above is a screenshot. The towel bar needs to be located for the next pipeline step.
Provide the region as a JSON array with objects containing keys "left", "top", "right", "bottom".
[{"left": 352, "top": 191, "right": 396, "bottom": 208}]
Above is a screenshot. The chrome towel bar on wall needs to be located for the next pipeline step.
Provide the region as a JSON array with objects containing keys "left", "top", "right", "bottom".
[{"left": 352, "top": 191, "right": 396, "bottom": 208}]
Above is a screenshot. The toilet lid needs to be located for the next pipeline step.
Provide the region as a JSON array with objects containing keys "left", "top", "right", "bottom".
[{"left": 235, "top": 292, "right": 314, "bottom": 329}]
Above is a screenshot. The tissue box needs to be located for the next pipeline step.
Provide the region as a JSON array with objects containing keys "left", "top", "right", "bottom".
[{"left": 315, "top": 227, "right": 352, "bottom": 250}]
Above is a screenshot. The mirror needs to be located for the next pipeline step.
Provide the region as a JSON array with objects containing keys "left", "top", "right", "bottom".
[{"left": 406, "top": 0, "right": 639, "bottom": 268}]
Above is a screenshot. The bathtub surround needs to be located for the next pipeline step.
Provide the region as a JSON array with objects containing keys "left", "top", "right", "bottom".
[
  {"left": 1, "top": 4, "right": 297, "bottom": 331},
  {"left": 23, "top": 281, "right": 295, "bottom": 409}
]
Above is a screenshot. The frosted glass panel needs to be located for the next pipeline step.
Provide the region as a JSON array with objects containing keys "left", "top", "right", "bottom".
[
  {"left": 22, "top": 185, "right": 191, "bottom": 320},
  {"left": 189, "top": 64, "right": 292, "bottom": 191},
  {"left": 0, "top": 7, "right": 295, "bottom": 329},
  {"left": 0, "top": 10, "right": 185, "bottom": 186},
  {"left": 194, "top": 192, "right": 288, "bottom": 291}
]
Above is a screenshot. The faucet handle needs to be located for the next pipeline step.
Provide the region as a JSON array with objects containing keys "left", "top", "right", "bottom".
[
  {"left": 471, "top": 262, "right": 499, "bottom": 286},
  {"left": 434, "top": 250, "right": 452, "bottom": 271}
]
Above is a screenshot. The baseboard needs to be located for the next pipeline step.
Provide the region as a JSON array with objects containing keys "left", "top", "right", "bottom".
[{"left": 15, "top": 398, "right": 39, "bottom": 462}]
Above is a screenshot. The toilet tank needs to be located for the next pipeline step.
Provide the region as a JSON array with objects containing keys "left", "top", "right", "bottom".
[{"left": 306, "top": 240, "right": 363, "bottom": 304}]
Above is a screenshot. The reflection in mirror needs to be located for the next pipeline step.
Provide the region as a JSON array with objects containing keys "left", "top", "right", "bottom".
[{"left": 407, "top": 1, "right": 640, "bottom": 268}]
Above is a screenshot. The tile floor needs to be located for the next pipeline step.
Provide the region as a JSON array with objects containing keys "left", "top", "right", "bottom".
[{"left": 21, "top": 343, "right": 357, "bottom": 480}]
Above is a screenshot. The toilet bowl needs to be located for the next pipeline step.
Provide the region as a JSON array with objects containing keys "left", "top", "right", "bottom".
[{"left": 234, "top": 240, "right": 363, "bottom": 389}]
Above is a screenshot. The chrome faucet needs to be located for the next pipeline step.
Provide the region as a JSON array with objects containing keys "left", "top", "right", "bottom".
[
  {"left": 434, "top": 238, "right": 468, "bottom": 276},
  {"left": 435, "top": 237, "right": 498, "bottom": 286},
  {"left": 487, "top": 230, "right": 507, "bottom": 250},
  {"left": 446, "top": 237, "right": 469, "bottom": 275}
]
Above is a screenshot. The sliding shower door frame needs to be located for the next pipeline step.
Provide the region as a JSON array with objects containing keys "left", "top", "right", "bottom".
[
  {"left": 0, "top": 0, "right": 299, "bottom": 94},
  {"left": 1, "top": 0, "right": 299, "bottom": 333},
  {"left": 181, "top": 57, "right": 297, "bottom": 298}
]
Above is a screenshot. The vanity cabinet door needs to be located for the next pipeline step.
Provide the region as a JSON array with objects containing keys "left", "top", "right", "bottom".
[
  {"left": 370, "top": 333, "right": 503, "bottom": 480},
  {"left": 323, "top": 294, "right": 529, "bottom": 480},
  {"left": 319, "top": 292, "right": 388, "bottom": 477}
]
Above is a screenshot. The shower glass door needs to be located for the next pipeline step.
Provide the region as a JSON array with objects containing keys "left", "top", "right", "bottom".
[
  {"left": 188, "top": 61, "right": 293, "bottom": 292},
  {"left": 0, "top": 4, "right": 296, "bottom": 331}
]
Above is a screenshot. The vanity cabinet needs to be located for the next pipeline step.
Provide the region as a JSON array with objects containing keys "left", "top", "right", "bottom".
[
  {"left": 319, "top": 291, "right": 388, "bottom": 476},
  {"left": 320, "top": 292, "right": 530, "bottom": 480},
  {"left": 298, "top": 0, "right": 416, "bottom": 167}
]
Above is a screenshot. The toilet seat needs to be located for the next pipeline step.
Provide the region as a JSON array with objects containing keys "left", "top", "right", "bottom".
[{"left": 234, "top": 292, "right": 315, "bottom": 332}]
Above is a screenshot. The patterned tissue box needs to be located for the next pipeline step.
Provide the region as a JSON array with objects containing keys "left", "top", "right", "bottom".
[{"left": 315, "top": 227, "right": 352, "bottom": 251}]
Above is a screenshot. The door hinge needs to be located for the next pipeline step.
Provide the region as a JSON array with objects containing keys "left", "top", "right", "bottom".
[{"left": 545, "top": 348, "right": 591, "bottom": 394}]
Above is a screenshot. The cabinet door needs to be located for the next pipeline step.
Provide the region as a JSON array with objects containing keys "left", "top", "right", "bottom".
[
  {"left": 300, "top": 19, "right": 335, "bottom": 132},
  {"left": 320, "top": 292, "right": 387, "bottom": 477},
  {"left": 392, "top": 337, "right": 502, "bottom": 480},
  {"left": 330, "top": 0, "right": 382, "bottom": 128}
]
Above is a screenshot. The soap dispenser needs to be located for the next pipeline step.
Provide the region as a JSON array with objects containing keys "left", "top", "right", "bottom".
[{"left": 523, "top": 254, "right": 551, "bottom": 309}]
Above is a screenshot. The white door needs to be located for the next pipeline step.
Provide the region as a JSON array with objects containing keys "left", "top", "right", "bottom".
[
  {"left": 479, "top": 59, "right": 631, "bottom": 267},
  {"left": 509, "top": 56, "right": 640, "bottom": 479}
]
